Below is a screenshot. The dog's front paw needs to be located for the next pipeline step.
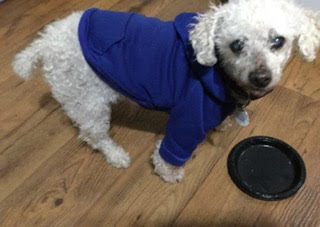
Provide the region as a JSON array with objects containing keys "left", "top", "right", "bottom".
[
  {"left": 151, "top": 141, "right": 184, "bottom": 183},
  {"left": 155, "top": 164, "right": 185, "bottom": 183}
]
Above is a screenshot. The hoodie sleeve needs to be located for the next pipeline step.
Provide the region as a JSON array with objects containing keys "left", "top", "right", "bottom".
[{"left": 159, "top": 87, "right": 207, "bottom": 166}]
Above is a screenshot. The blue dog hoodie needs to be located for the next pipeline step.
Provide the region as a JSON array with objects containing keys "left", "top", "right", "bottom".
[{"left": 78, "top": 8, "right": 236, "bottom": 166}]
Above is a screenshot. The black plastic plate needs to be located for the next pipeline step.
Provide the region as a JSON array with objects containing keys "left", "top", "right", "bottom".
[{"left": 227, "top": 136, "right": 306, "bottom": 201}]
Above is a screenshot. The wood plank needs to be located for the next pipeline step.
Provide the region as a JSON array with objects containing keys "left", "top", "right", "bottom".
[
  {"left": 174, "top": 86, "right": 320, "bottom": 226},
  {"left": 0, "top": 106, "right": 76, "bottom": 202},
  {"left": 72, "top": 129, "right": 241, "bottom": 226},
  {"left": 0, "top": 78, "right": 52, "bottom": 141},
  {"left": 281, "top": 53, "right": 320, "bottom": 100},
  {"left": 0, "top": 0, "right": 120, "bottom": 88},
  {"left": 0, "top": 103, "right": 241, "bottom": 226},
  {"left": 0, "top": 0, "right": 92, "bottom": 61}
]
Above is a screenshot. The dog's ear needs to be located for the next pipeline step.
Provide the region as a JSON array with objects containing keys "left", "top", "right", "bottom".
[
  {"left": 296, "top": 10, "right": 320, "bottom": 62},
  {"left": 190, "top": 7, "right": 223, "bottom": 66}
]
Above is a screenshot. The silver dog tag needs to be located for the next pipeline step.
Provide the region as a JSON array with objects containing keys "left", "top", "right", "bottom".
[{"left": 234, "top": 109, "right": 250, "bottom": 127}]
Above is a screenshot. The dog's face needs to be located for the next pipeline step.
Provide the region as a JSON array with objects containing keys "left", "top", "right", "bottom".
[
  {"left": 214, "top": 1, "right": 296, "bottom": 100},
  {"left": 190, "top": 0, "right": 320, "bottom": 102}
]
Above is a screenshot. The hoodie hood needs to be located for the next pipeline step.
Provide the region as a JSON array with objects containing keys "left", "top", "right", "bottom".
[{"left": 174, "top": 13, "right": 235, "bottom": 104}]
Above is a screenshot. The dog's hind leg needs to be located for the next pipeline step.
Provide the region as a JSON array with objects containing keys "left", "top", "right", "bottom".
[
  {"left": 13, "top": 11, "right": 130, "bottom": 168},
  {"left": 60, "top": 88, "right": 131, "bottom": 168}
]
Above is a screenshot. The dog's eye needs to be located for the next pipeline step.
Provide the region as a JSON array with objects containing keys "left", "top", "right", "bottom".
[
  {"left": 271, "top": 36, "right": 286, "bottom": 50},
  {"left": 230, "top": 39, "right": 244, "bottom": 53}
]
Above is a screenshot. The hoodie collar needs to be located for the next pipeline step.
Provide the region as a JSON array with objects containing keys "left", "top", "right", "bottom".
[{"left": 174, "top": 13, "right": 235, "bottom": 104}]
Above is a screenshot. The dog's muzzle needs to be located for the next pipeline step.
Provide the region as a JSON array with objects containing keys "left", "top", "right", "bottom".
[
  {"left": 224, "top": 75, "right": 273, "bottom": 106},
  {"left": 249, "top": 68, "right": 272, "bottom": 88}
]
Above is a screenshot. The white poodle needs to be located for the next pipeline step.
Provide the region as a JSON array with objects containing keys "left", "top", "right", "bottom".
[{"left": 13, "top": 0, "right": 320, "bottom": 183}]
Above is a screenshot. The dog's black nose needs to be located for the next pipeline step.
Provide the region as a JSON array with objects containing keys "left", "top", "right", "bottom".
[{"left": 249, "top": 69, "right": 272, "bottom": 88}]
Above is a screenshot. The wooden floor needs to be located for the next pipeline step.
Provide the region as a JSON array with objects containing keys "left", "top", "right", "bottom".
[{"left": 1, "top": 0, "right": 320, "bottom": 226}]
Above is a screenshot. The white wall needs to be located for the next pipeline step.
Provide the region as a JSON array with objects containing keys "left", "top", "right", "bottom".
[{"left": 295, "top": 0, "right": 320, "bottom": 11}]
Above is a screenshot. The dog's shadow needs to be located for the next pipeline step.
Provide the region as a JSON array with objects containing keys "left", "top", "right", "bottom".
[
  {"left": 110, "top": 99, "right": 168, "bottom": 135},
  {"left": 39, "top": 93, "right": 168, "bottom": 135},
  {"left": 40, "top": 93, "right": 223, "bottom": 147}
]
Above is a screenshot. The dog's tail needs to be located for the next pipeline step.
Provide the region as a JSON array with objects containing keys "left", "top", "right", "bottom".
[{"left": 12, "top": 37, "right": 43, "bottom": 80}]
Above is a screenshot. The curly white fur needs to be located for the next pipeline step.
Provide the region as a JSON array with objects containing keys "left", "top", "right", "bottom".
[
  {"left": 190, "top": 0, "right": 320, "bottom": 99},
  {"left": 151, "top": 140, "right": 185, "bottom": 183},
  {"left": 190, "top": 5, "right": 220, "bottom": 66},
  {"left": 12, "top": 0, "right": 320, "bottom": 183},
  {"left": 13, "top": 12, "right": 131, "bottom": 168},
  {"left": 297, "top": 9, "right": 320, "bottom": 61}
]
